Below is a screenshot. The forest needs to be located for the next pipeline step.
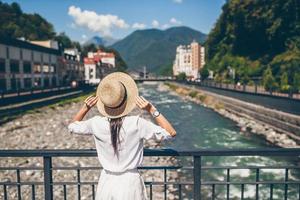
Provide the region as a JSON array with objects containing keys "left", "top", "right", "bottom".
[{"left": 203, "top": 0, "right": 300, "bottom": 92}]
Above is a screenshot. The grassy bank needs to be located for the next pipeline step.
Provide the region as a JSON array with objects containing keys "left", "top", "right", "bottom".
[{"left": 164, "top": 82, "right": 223, "bottom": 110}]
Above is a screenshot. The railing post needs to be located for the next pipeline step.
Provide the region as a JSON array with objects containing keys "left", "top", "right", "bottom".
[
  {"left": 43, "top": 156, "right": 53, "bottom": 200},
  {"left": 255, "top": 83, "right": 258, "bottom": 93},
  {"left": 193, "top": 156, "right": 202, "bottom": 200}
]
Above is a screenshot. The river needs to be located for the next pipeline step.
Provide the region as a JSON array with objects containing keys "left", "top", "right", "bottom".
[{"left": 139, "top": 82, "right": 299, "bottom": 199}]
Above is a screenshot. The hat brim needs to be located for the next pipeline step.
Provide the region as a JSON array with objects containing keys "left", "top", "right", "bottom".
[{"left": 96, "top": 72, "right": 138, "bottom": 119}]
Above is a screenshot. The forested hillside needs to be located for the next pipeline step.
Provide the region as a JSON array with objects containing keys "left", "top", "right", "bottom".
[
  {"left": 204, "top": 0, "right": 300, "bottom": 92},
  {"left": 111, "top": 26, "right": 206, "bottom": 74}
]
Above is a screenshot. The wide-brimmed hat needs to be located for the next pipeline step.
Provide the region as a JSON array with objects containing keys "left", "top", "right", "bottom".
[{"left": 96, "top": 72, "right": 138, "bottom": 119}]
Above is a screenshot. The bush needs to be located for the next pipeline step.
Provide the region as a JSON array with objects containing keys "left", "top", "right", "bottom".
[
  {"left": 188, "top": 91, "right": 198, "bottom": 98},
  {"left": 262, "top": 66, "right": 278, "bottom": 92},
  {"left": 292, "top": 73, "right": 300, "bottom": 93},
  {"left": 280, "top": 72, "right": 290, "bottom": 93},
  {"left": 176, "top": 72, "right": 187, "bottom": 81},
  {"left": 200, "top": 67, "right": 209, "bottom": 80}
]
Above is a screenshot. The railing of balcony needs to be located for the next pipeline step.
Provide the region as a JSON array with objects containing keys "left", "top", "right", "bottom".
[{"left": 0, "top": 148, "right": 299, "bottom": 200}]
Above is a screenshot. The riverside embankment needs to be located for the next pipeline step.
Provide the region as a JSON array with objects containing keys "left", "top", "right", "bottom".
[{"left": 165, "top": 82, "right": 300, "bottom": 148}]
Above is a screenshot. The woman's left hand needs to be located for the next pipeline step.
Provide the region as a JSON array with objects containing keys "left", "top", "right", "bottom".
[
  {"left": 84, "top": 95, "right": 99, "bottom": 110},
  {"left": 135, "top": 96, "right": 155, "bottom": 113}
]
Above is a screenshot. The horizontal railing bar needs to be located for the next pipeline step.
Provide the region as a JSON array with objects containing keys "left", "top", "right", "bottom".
[
  {"left": 201, "top": 166, "right": 300, "bottom": 169},
  {"left": 181, "top": 166, "right": 300, "bottom": 170},
  {"left": 139, "top": 166, "right": 182, "bottom": 170},
  {"left": 51, "top": 181, "right": 300, "bottom": 185},
  {"left": 50, "top": 166, "right": 181, "bottom": 170},
  {"left": 0, "top": 182, "right": 44, "bottom": 186},
  {"left": 201, "top": 181, "right": 300, "bottom": 185},
  {"left": 0, "top": 167, "right": 43, "bottom": 170},
  {"left": 52, "top": 181, "right": 194, "bottom": 186},
  {"left": 2, "top": 181, "right": 300, "bottom": 186},
  {"left": 52, "top": 166, "right": 101, "bottom": 170},
  {"left": 1, "top": 165, "right": 299, "bottom": 171},
  {"left": 0, "top": 148, "right": 299, "bottom": 157}
]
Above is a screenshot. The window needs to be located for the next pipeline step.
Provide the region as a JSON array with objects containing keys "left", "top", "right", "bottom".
[
  {"left": 43, "top": 64, "right": 49, "bottom": 73},
  {"left": 24, "top": 78, "right": 32, "bottom": 88},
  {"left": 50, "top": 64, "right": 56, "bottom": 73},
  {"left": 0, "top": 59, "right": 5, "bottom": 73},
  {"left": 10, "top": 78, "right": 21, "bottom": 90},
  {"left": 10, "top": 60, "right": 19, "bottom": 73},
  {"left": 0, "top": 79, "right": 6, "bottom": 91},
  {"left": 52, "top": 77, "right": 57, "bottom": 86},
  {"left": 34, "top": 78, "right": 41, "bottom": 87},
  {"left": 23, "top": 61, "right": 31, "bottom": 73},
  {"left": 44, "top": 77, "right": 49, "bottom": 87},
  {"left": 33, "top": 63, "right": 41, "bottom": 73}
]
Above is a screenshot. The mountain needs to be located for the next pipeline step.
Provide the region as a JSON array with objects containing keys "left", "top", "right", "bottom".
[
  {"left": 85, "top": 36, "right": 119, "bottom": 47},
  {"left": 111, "top": 26, "right": 207, "bottom": 74},
  {"left": 205, "top": 0, "right": 300, "bottom": 90}
]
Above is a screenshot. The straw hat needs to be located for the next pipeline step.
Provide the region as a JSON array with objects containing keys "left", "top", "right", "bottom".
[{"left": 96, "top": 72, "right": 138, "bottom": 119}]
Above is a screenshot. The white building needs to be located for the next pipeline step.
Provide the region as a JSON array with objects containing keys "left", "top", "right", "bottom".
[
  {"left": 84, "top": 50, "right": 115, "bottom": 84},
  {"left": 173, "top": 41, "right": 205, "bottom": 80},
  {"left": 64, "top": 48, "right": 81, "bottom": 62}
]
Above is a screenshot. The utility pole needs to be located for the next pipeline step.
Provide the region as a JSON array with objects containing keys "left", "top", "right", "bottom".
[{"left": 143, "top": 66, "right": 146, "bottom": 79}]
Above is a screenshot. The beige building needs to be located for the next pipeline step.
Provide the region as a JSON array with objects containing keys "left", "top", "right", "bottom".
[
  {"left": 0, "top": 38, "right": 84, "bottom": 91},
  {"left": 0, "top": 38, "right": 60, "bottom": 91},
  {"left": 173, "top": 41, "right": 205, "bottom": 79}
]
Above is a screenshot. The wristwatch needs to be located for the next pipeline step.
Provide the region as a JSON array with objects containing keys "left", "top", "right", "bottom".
[{"left": 151, "top": 110, "right": 160, "bottom": 118}]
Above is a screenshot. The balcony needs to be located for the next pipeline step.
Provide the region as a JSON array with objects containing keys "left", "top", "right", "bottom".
[{"left": 0, "top": 148, "right": 299, "bottom": 200}]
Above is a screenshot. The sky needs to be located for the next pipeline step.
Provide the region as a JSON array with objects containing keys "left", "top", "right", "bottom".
[{"left": 3, "top": 0, "right": 225, "bottom": 43}]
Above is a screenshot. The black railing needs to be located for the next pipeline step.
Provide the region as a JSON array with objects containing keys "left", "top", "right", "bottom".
[
  {"left": 0, "top": 148, "right": 299, "bottom": 200},
  {"left": 189, "top": 80, "right": 300, "bottom": 101}
]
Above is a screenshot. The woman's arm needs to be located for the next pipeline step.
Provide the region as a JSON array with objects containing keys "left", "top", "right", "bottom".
[
  {"left": 72, "top": 95, "right": 98, "bottom": 122},
  {"left": 136, "top": 96, "right": 176, "bottom": 137}
]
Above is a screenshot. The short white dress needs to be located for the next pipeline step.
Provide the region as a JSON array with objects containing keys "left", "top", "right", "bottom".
[{"left": 68, "top": 115, "right": 172, "bottom": 200}]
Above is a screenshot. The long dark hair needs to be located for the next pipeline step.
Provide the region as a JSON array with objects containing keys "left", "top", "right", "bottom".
[{"left": 109, "top": 117, "right": 124, "bottom": 156}]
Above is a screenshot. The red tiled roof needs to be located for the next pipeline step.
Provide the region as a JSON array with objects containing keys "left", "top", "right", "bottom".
[{"left": 84, "top": 50, "right": 115, "bottom": 64}]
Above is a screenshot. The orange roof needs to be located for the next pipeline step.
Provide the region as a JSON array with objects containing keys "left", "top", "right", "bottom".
[
  {"left": 84, "top": 50, "right": 115, "bottom": 64},
  {"left": 84, "top": 58, "right": 95, "bottom": 64}
]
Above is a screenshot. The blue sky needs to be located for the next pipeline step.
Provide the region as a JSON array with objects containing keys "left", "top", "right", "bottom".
[{"left": 3, "top": 0, "right": 225, "bottom": 43}]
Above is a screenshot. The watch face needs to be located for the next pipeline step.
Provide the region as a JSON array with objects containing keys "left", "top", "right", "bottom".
[{"left": 153, "top": 110, "right": 160, "bottom": 117}]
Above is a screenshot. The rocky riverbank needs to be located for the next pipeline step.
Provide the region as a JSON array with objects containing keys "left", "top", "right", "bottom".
[
  {"left": 0, "top": 97, "right": 181, "bottom": 199},
  {"left": 164, "top": 82, "right": 299, "bottom": 148}
]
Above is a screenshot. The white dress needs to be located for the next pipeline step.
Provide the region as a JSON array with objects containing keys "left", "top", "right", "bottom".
[{"left": 68, "top": 115, "right": 172, "bottom": 200}]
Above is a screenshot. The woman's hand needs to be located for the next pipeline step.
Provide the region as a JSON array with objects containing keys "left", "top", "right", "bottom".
[
  {"left": 135, "top": 96, "right": 155, "bottom": 113},
  {"left": 84, "top": 95, "right": 98, "bottom": 110},
  {"left": 72, "top": 95, "right": 98, "bottom": 122}
]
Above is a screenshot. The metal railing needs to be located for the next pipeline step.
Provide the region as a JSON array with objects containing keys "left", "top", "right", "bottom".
[
  {"left": 193, "top": 80, "right": 300, "bottom": 100},
  {"left": 0, "top": 148, "right": 299, "bottom": 200}
]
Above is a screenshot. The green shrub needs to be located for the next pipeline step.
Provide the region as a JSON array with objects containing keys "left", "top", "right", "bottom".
[{"left": 188, "top": 91, "right": 198, "bottom": 98}]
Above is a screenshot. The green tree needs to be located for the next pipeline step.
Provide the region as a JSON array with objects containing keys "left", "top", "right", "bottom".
[
  {"left": 262, "top": 67, "right": 278, "bottom": 92},
  {"left": 292, "top": 73, "right": 300, "bottom": 93},
  {"left": 200, "top": 67, "right": 209, "bottom": 80},
  {"left": 55, "top": 32, "right": 72, "bottom": 49},
  {"left": 204, "top": 0, "right": 300, "bottom": 87},
  {"left": 280, "top": 71, "right": 290, "bottom": 92},
  {"left": 176, "top": 72, "right": 187, "bottom": 81}
]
